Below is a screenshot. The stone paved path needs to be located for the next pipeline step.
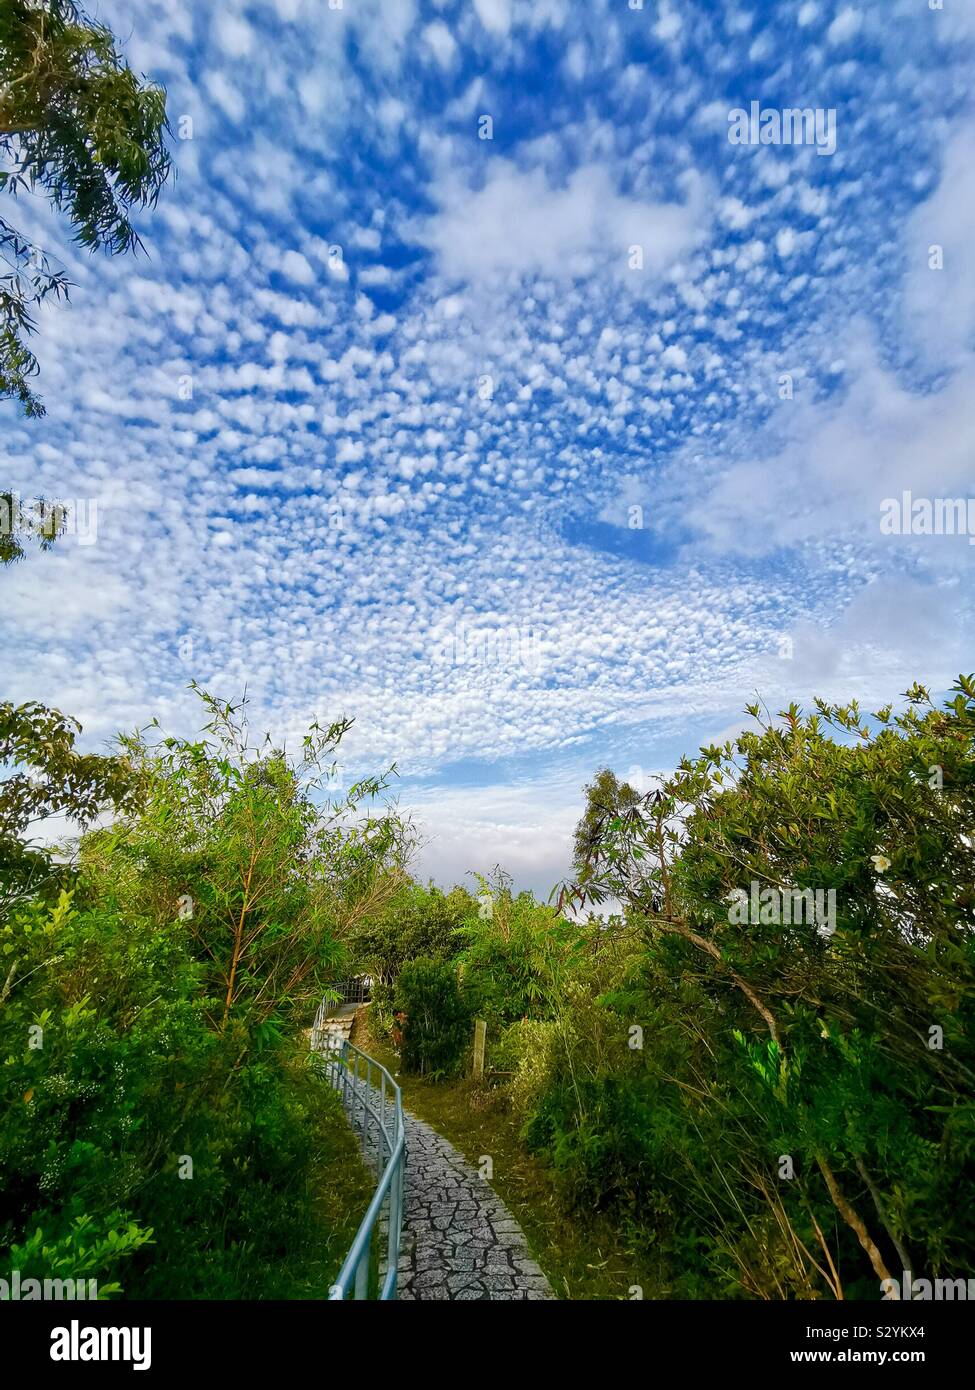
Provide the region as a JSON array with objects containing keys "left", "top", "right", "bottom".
[
  {"left": 317, "top": 1019, "right": 554, "bottom": 1300},
  {"left": 396, "top": 1109, "right": 555, "bottom": 1301}
]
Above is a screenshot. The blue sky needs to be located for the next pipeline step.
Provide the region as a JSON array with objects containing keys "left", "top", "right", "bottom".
[{"left": 3, "top": 0, "right": 974, "bottom": 895}]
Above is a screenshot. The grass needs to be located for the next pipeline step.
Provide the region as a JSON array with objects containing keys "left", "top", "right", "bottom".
[
  {"left": 354, "top": 1009, "right": 656, "bottom": 1301},
  {"left": 245, "top": 1061, "right": 377, "bottom": 1299}
]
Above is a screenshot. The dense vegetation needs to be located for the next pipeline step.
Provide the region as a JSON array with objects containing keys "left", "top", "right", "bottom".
[
  {"left": 362, "top": 678, "right": 975, "bottom": 1300},
  {"left": 2, "top": 675, "right": 972, "bottom": 1299},
  {"left": 0, "top": 691, "right": 404, "bottom": 1297}
]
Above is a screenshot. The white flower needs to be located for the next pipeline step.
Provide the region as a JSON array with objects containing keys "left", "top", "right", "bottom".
[{"left": 871, "top": 853, "right": 891, "bottom": 874}]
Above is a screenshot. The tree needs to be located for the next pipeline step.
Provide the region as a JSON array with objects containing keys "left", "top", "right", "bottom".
[
  {"left": 345, "top": 878, "right": 474, "bottom": 986},
  {"left": 1, "top": 689, "right": 395, "bottom": 1299},
  {"left": 0, "top": 698, "right": 144, "bottom": 911},
  {"left": 395, "top": 956, "right": 472, "bottom": 1080},
  {"left": 556, "top": 676, "right": 975, "bottom": 1296},
  {"left": 567, "top": 767, "right": 648, "bottom": 911},
  {"left": 80, "top": 686, "right": 414, "bottom": 1036},
  {"left": 0, "top": 0, "right": 172, "bottom": 416}
]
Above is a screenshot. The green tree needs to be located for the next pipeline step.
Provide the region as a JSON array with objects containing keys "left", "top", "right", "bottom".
[
  {"left": 395, "top": 956, "right": 472, "bottom": 1080},
  {"left": 457, "top": 872, "right": 579, "bottom": 1027},
  {"left": 346, "top": 879, "right": 474, "bottom": 985},
  {"left": 1, "top": 689, "right": 395, "bottom": 1299},
  {"left": 0, "top": 0, "right": 172, "bottom": 417},
  {"left": 0, "top": 699, "right": 144, "bottom": 912},
  {"left": 533, "top": 675, "right": 975, "bottom": 1298},
  {"left": 80, "top": 686, "right": 412, "bottom": 1037},
  {"left": 568, "top": 768, "right": 647, "bottom": 911}
]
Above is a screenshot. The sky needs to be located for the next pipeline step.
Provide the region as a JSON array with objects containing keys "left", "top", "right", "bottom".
[{"left": 2, "top": 0, "right": 974, "bottom": 898}]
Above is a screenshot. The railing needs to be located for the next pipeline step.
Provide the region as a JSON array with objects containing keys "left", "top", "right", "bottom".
[
  {"left": 310, "top": 978, "right": 372, "bottom": 1052},
  {"left": 335, "top": 976, "right": 373, "bottom": 1006},
  {"left": 309, "top": 994, "right": 333, "bottom": 1053},
  {"left": 311, "top": 1033, "right": 405, "bottom": 1300}
]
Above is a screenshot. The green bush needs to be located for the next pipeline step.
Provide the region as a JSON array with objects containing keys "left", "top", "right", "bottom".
[
  {"left": 348, "top": 880, "right": 476, "bottom": 1040},
  {"left": 395, "top": 956, "right": 471, "bottom": 1080},
  {"left": 0, "top": 888, "right": 373, "bottom": 1297},
  {"left": 454, "top": 873, "right": 582, "bottom": 1029}
]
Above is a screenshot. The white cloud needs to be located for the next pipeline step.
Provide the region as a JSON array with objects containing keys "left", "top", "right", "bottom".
[
  {"left": 280, "top": 251, "right": 316, "bottom": 285},
  {"left": 827, "top": 7, "right": 862, "bottom": 45},
  {"left": 775, "top": 227, "right": 798, "bottom": 257},
  {"left": 423, "top": 20, "right": 457, "bottom": 68},
  {"left": 415, "top": 160, "right": 706, "bottom": 282},
  {"left": 358, "top": 265, "right": 393, "bottom": 287},
  {"left": 679, "top": 338, "right": 975, "bottom": 558},
  {"left": 654, "top": 3, "right": 682, "bottom": 44},
  {"left": 902, "top": 121, "right": 975, "bottom": 367},
  {"left": 407, "top": 772, "right": 583, "bottom": 898},
  {"left": 214, "top": 13, "right": 254, "bottom": 57},
  {"left": 205, "top": 71, "right": 246, "bottom": 124},
  {"left": 473, "top": 0, "right": 512, "bottom": 38},
  {"left": 719, "top": 196, "right": 757, "bottom": 230}
]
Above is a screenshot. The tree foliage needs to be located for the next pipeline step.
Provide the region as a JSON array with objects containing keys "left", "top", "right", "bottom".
[
  {"left": 521, "top": 675, "right": 975, "bottom": 1297},
  {"left": 0, "top": 0, "right": 172, "bottom": 415},
  {"left": 80, "top": 686, "right": 411, "bottom": 1036},
  {"left": 0, "top": 688, "right": 399, "bottom": 1296},
  {"left": 0, "top": 698, "right": 143, "bottom": 909},
  {"left": 395, "top": 956, "right": 472, "bottom": 1080}
]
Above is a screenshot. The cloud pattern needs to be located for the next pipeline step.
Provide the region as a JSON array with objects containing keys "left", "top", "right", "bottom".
[{"left": 2, "top": 0, "right": 973, "bottom": 893}]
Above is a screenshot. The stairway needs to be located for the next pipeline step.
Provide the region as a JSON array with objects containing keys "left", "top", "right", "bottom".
[{"left": 312, "top": 1001, "right": 359, "bottom": 1052}]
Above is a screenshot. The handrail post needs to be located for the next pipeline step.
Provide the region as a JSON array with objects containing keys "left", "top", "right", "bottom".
[{"left": 388, "top": 1150, "right": 401, "bottom": 1291}]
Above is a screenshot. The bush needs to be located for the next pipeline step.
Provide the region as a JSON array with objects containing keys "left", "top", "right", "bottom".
[
  {"left": 0, "top": 689, "right": 399, "bottom": 1298},
  {"left": 348, "top": 881, "right": 476, "bottom": 1040},
  {"left": 454, "top": 874, "right": 582, "bottom": 1028},
  {"left": 497, "top": 1020, "right": 562, "bottom": 1123},
  {"left": 0, "top": 888, "right": 374, "bottom": 1298},
  {"left": 395, "top": 956, "right": 472, "bottom": 1080}
]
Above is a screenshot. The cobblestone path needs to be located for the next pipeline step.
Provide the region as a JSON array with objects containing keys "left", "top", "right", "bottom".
[{"left": 396, "top": 1109, "right": 555, "bottom": 1301}]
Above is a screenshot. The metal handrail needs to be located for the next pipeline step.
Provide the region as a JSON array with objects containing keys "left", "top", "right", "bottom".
[
  {"left": 311, "top": 1032, "right": 405, "bottom": 1300},
  {"left": 331, "top": 976, "right": 373, "bottom": 1006}
]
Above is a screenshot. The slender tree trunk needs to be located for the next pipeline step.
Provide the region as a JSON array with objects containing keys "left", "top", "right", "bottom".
[
  {"left": 855, "top": 1156, "right": 913, "bottom": 1275},
  {"left": 817, "top": 1152, "right": 895, "bottom": 1285}
]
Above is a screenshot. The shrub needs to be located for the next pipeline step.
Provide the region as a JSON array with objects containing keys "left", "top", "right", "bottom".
[
  {"left": 395, "top": 956, "right": 471, "bottom": 1079},
  {"left": 498, "top": 1020, "right": 562, "bottom": 1123},
  {"left": 455, "top": 873, "right": 580, "bottom": 1028},
  {"left": 0, "top": 688, "right": 398, "bottom": 1298}
]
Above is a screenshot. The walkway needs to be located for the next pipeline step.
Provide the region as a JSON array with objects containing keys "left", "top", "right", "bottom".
[
  {"left": 316, "top": 997, "right": 555, "bottom": 1300},
  {"left": 396, "top": 1109, "right": 555, "bottom": 1301}
]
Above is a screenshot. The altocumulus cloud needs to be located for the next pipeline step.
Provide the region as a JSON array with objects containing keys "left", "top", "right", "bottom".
[{"left": 2, "top": 0, "right": 973, "bottom": 893}]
